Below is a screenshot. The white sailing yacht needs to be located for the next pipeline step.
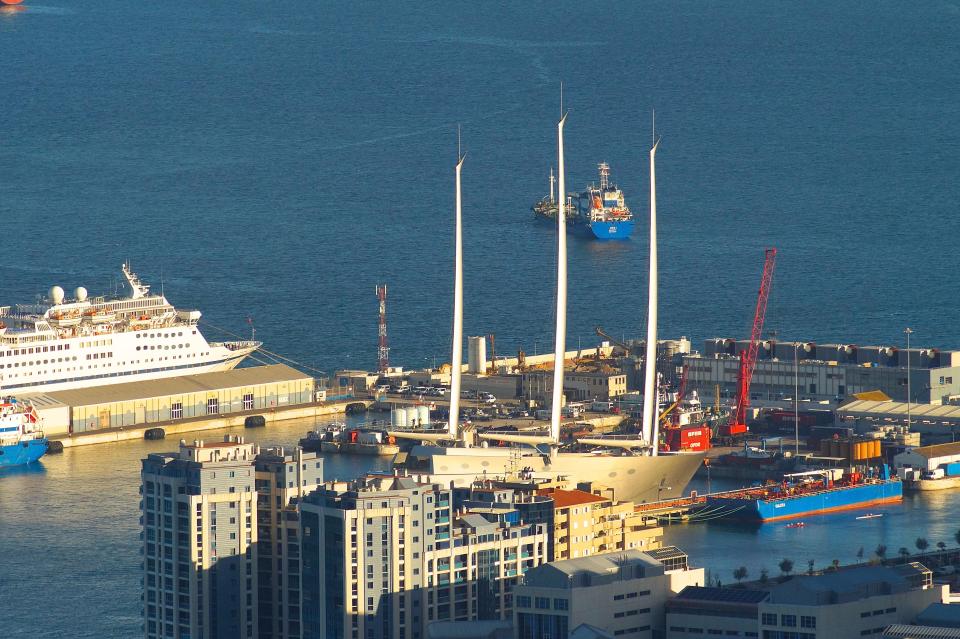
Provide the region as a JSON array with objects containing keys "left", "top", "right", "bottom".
[{"left": 393, "top": 117, "right": 703, "bottom": 503}]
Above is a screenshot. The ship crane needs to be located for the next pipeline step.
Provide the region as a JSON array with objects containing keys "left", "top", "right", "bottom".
[{"left": 724, "top": 248, "right": 777, "bottom": 437}]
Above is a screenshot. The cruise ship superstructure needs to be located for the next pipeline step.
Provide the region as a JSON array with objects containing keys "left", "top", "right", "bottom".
[
  {"left": 0, "top": 264, "right": 260, "bottom": 394},
  {"left": 394, "top": 117, "right": 703, "bottom": 504}
]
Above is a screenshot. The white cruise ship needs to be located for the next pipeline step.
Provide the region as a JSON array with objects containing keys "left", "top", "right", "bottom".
[{"left": 0, "top": 263, "right": 260, "bottom": 394}]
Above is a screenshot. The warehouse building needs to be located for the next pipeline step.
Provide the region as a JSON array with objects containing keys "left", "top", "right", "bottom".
[
  {"left": 684, "top": 339, "right": 960, "bottom": 405},
  {"left": 20, "top": 364, "right": 315, "bottom": 435},
  {"left": 893, "top": 442, "right": 960, "bottom": 473}
]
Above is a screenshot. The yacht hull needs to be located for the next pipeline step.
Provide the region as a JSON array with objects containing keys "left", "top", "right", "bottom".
[{"left": 397, "top": 446, "right": 704, "bottom": 503}]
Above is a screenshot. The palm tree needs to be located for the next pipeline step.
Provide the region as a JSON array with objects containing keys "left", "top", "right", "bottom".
[
  {"left": 779, "top": 558, "right": 794, "bottom": 577},
  {"left": 955, "top": 528, "right": 960, "bottom": 547},
  {"left": 832, "top": 559, "right": 840, "bottom": 571},
  {"left": 733, "top": 566, "right": 748, "bottom": 584},
  {"left": 875, "top": 544, "right": 887, "bottom": 561},
  {"left": 937, "top": 541, "right": 947, "bottom": 552},
  {"left": 759, "top": 568, "right": 769, "bottom": 584},
  {"left": 807, "top": 559, "right": 815, "bottom": 575},
  {"left": 916, "top": 537, "right": 930, "bottom": 554},
  {"left": 899, "top": 547, "right": 911, "bottom": 562},
  {"left": 857, "top": 547, "right": 864, "bottom": 563}
]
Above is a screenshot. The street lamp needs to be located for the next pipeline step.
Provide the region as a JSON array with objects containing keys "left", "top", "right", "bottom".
[{"left": 905, "top": 327, "right": 913, "bottom": 431}]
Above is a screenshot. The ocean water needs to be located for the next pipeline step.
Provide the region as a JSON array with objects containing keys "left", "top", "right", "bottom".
[{"left": 2, "top": 1, "right": 960, "bottom": 636}]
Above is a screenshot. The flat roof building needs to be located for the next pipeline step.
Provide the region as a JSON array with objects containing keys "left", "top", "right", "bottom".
[
  {"left": 27, "top": 363, "right": 314, "bottom": 434},
  {"left": 514, "top": 548, "right": 704, "bottom": 639}
]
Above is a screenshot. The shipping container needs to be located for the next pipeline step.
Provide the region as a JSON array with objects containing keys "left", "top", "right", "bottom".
[{"left": 943, "top": 462, "right": 960, "bottom": 477}]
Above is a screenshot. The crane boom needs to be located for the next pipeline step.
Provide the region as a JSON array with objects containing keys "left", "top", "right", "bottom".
[{"left": 728, "top": 248, "right": 777, "bottom": 434}]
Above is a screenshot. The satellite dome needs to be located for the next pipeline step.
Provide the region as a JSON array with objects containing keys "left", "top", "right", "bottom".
[
  {"left": 74, "top": 287, "right": 88, "bottom": 302},
  {"left": 49, "top": 286, "right": 65, "bottom": 304}
]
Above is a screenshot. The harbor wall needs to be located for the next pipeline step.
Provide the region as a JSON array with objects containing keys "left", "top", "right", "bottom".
[{"left": 51, "top": 399, "right": 363, "bottom": 448}]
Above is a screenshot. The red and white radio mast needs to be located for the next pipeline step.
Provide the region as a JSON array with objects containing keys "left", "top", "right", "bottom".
[{"left": 376, "top": 284, "right": 390, "bottom": 373}]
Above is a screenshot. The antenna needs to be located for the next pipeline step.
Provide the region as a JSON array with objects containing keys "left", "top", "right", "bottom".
[
  {"left": 458, "top": 124, "right": 462, "bottom": 161},
  {"left": 652, "top": 109, "right": 656, "bottom": 147},
  {"left": 560, "top": 82, "right": 564, "bottom": 117}
]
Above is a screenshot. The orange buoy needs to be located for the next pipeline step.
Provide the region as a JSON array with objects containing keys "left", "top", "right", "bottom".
[{"left": 1, "top": 0, "right": 25, "bottom": 5}]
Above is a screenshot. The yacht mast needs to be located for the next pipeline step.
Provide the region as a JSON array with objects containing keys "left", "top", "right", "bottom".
[
  {"left": 448, "top": 146, "right": 466, "bottom": 439},
  {"left": 641, "top": 138, "right": 661, "bottom": 452},
  {"left": 550, "top": 112, "right": 568, "bottom": 444}
]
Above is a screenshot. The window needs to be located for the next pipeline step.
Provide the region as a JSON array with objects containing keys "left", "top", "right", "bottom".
[
  {"left": 171, "top": 403, "right": 183, "bottom": 420},
  {"left": 206, "top": 398, "right": 219, "bottom": 415},
  {"left": 516, "top": 596, "right": 531, "bottom": 608},
  {"left": 242, "top": 393, "right": 254, "bottom": 410},
  {"left": 761, "top": 614, "right": 777, "bottom": 626},
  {"left": 781, "top": 615, "right": 796, "bottom": 627},
  {"left": 553, "top": 598, "right": 568, "bottom": 611},
  {"left": 800, "top": 616, "right": 816, "bottom": 629},
  {"left": 535, "top": 597, "right": 549, "bottom": 609}
]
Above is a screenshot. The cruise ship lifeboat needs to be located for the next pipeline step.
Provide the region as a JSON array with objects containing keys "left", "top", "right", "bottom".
[
  {"left": 48, "top": 311, "right": 82, "bottom": 327},
  {"left": 84, "top": 309, "right": 116, "bottom": 323}
]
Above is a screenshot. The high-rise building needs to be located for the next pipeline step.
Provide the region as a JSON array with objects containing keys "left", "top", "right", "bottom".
[
  {"left": 301, "top": 474, "right": 550, "bottom": 639},
  {"left": 140, "top": 435, "right": 321, "bottom": 639},
  {"left": 255, "top": 446, "right": 324, "bottom": 639}
]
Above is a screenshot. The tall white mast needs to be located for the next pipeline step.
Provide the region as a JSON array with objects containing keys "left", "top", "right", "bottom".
[
  {"left": 448, "top": 144, "right": 466, "bottom": 439},
  {"left": 550, "top": 111, "right": 569, "bottom": 444},
  {"left": 641, "top": 138, "right": 661, "bottom": 452},
  {"left": 549, "top": 167, "right": 556, "bottom": 204}
]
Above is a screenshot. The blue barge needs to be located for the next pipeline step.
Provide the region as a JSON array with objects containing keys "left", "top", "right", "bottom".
[{"left": 705, "top": 466, "right": 902, "bottom": 522}]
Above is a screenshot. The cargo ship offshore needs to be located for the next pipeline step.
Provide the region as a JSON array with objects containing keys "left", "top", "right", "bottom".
[
  {"left": 533, "top": 162, "right": 634, "bottom": 239},
  {"left": 703, "top": 465, "right": 902, "bottom": 522}
]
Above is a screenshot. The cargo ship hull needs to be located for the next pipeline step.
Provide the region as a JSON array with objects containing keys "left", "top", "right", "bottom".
[
  {"left": 582, "top": 219, "right": 634, "bottom": 240},
  {"left": 0, "top": 438, "right": 48, "bottom": 468},
  {"left": 705, "top": 479, "right": 902, "bottom": 522}
]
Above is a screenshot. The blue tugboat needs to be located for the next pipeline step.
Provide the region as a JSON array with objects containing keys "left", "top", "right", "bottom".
[
  {"left": 0, "top": 398, "right": 48, "bottom": 468},
  {"left": 533, "top": 163, "right": 635, "bottom": 239}
]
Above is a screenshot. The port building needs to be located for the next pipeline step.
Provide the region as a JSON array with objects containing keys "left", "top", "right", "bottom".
[
  {"left": 24, "top": 364, "right": 314, "bottom": 436},
  {"left": 684, "top": 340, "right": 960, "bottom": 405}
]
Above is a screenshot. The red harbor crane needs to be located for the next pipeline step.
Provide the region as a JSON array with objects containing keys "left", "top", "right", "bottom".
[{"left": 723, "top": 248, "right": 777, "bottom": 437}]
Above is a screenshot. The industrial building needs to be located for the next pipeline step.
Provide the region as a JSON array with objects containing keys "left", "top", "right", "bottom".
[
  {"left": 684, "top": 339, "right": 960, "bottom": 405},
  {"left": 893, "top": 442, "right": 960, "bottom": 473},
  {"left": 836, "top": 399, "right": 960, "bottom": 437},
  {"left": 25, "top": 364, "right": 315, "bottom": 435}
]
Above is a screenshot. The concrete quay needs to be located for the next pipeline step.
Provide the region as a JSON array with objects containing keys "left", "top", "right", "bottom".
[{"left": 50, "top": 399, "right": 366, "bottom": 449}]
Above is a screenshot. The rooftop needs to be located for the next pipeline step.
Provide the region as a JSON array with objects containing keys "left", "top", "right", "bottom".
[
  {"left": 22, "top": 363, "right": 310, "bottom": 407},
  {"left": 917, "top": 603, "right": 960, "bottom": 628},
  {"left": 883, "top": 625, "right": 960, "bottom": 639},
  {"left": 522, "top": 549, "right": 665, "bottom": 589},
  {"left": 838, "top": 400, "right": 960, "bottom": 424},
  {"left": 538, "top": 488, "right": 608, "bottom": 509},
  {"left": 767, "top": 563, "right": 932, "bottom": 605},
  {"left": 672, "top": 586, "right": 769, "bottom": 604}
]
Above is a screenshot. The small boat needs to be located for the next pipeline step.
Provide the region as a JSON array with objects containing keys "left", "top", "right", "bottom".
[
  {"left": 785, "top": 522, "right": 806, "bottom": 529},
  {"left": 856, "top": 513, "right": 884, "bottom": 520}
]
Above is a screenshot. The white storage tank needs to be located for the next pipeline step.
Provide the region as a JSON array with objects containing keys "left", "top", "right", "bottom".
[
  {"left": 405, "top": 406, "right": 420, "bottom": 427},
  {"left": 391, "top": 408, "right": 407, "bottom": 428},
  {"left": 468, "top": 335, "right": 487, "bottom": 374},
  {"left": 417, "top": 404, "right": 431, "bottom": 427}
]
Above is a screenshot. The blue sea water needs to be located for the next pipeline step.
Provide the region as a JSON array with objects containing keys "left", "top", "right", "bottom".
[{"left": 2, "top": 1, "right": 960, "bottom": 636}]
